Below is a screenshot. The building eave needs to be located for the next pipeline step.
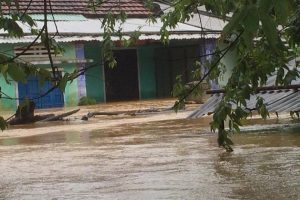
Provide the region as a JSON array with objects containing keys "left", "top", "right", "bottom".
[{"left": 0, "top": 18, "right": 221, "bottom": 44}]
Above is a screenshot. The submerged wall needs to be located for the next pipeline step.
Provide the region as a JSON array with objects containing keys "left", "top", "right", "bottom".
[
  {"left": 0, "top": 44, "right": 17, "bottom": 110},
  {"left": 153, "top": 40, "right": 207, "bottom": 98},
  {"left": 83, "top": 42, "right": 158, "bottom": 102},
  {"left": 84, "top": 41, "right": 105, "bottom": 102},
  {"left": 0, "top": 43, "right": 79, "bottom": 110},
  {"left": 137, "top": 45, "right": 157, "bottom": 99},
  {"left": 0, "top": 39, "right": 214, "bottom": 109},
  {"left": 81, "top": 39, "right": 215, "bottom": 103},
  {"left": 60, "top": 43, "right": 79, "bottom": 107}
]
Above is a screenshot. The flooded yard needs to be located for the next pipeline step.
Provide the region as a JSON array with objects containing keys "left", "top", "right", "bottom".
[{"left": 0, "top": 101, "right": 299, "bottom": 200}]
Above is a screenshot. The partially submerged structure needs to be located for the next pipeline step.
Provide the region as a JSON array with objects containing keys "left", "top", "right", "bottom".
[
  {"left": 188, "top": 58, "right": 300, "bottom": 118},
  {"left": 0, "top": 0, "right": 226, "bottom": 110}
]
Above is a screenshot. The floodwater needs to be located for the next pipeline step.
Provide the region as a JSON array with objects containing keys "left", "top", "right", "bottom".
[{"left": 0, "top": 116, "right": 299, "bottom": 199}]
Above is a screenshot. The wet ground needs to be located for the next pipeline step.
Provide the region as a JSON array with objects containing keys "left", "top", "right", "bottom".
[{"left": 0, "top": 100, "right": 299, "bottom": 200}]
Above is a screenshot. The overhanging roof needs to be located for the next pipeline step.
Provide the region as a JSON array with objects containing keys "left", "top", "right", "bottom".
[
  {"left": 0, "top": 34, "right": 219, "bottom": 44},
  {"left": 0, "top": 18, "right": 220, "bottom": 43},
  {"left": 29, "top": 14, "right": 87, "bottom": 21}
]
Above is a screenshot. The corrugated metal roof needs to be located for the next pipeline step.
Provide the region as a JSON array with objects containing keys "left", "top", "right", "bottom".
[
  {"left": 0, "top": 33, "right": 218, "bottom": 44},
  {"left": 188, "top": 65, "right": 300, "bottom": 119},
  {"left": 14, "top": 18, "right": 210, "bottom": 34},
  {"left": 0, "top": 18, "right": 220, "bottom": 43},
  {"left": 156, "top": 2, "right": 227, "bottom": 32},
  {"left": 188, "top": 90, "right": 300, "bottom": 119},
  {"left": 185, "top": 14, "right": 227, "bottom": 32}
]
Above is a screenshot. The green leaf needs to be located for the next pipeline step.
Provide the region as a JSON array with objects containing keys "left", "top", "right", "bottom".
[
  {"left": 241, "top": 30, "right": 253, "bottom": 48},
  {"left": 233, "top": 123, "right": 240, "bottom": 132},
  {"left": 218, "top": 130, "right": 225, "bottom": 146},
  {"left": 235, "top": 107, "right": 247, "bottom": 118},
  {"left": 0, "top": 63, "right": 8, "bottom": 74},
  {"left": 274, "top": 0, "right": 290, "bottom": 24},
  {"left": 259, "top": 104, "right": 269, "bottom": 119},
  {"left": 243, "top": 5, "right": 259, "bottom": 34},
  {"left": 0, "top": 116, "right": 8, "bottom": 131},
  {"left": 173, "top": 99, "right": 185, "bottom": 112},
  {"left": 258, "top": 0, "right": 274, "bottom": 13},
  {"left": 7, "top": 63, "right": 26, "bottom": 83},
  {"left": 260, "top": 13, "right": 279, "bottom": 49},
  {"left": 20, "top": 14, "right": 36, "bottom": 27},
  {"left": 3, "top": 18, "right": 24, "bottom": 37},
  {"left": 223, "top": 5, "right": 247, "bottom": 35},
  {"left": 276, "top": 67, "right": 284, "bottom": 85},
  {"left": 38, "top": 69, "right": 51, "bottom": 86}
]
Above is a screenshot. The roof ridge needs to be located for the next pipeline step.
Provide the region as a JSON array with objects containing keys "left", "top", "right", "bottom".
[{"left": 1, "top": 0, "right": 151, "bottom": 18}]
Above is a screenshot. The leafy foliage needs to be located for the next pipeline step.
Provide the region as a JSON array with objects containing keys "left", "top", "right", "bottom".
[
  {"left": 172, "top": 68, "right": 204, "bottom": 106},
  {"left": 158, "top": 0, "right": 300, "bottom": 151}
]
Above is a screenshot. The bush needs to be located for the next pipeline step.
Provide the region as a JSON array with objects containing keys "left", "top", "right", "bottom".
[{"left": 78, "top": 96, "right": 97, "bottom": 106}]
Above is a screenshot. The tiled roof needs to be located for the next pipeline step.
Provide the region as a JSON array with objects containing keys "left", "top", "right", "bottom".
[{"left": 1, "top": 0, "right": 151, "bottom": 18}]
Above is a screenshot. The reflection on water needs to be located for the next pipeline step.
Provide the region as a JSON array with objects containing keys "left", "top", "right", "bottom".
[
  {"left": 0, "top": 118, "right": 299, "bottom": 200},
  {"left": 213, "top": 132, "right": 300, "bottom": 200}
]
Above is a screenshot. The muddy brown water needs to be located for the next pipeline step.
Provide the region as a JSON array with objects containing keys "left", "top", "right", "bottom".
[{"left": 0, "top": 117, "right": 299, "bottom": 200}]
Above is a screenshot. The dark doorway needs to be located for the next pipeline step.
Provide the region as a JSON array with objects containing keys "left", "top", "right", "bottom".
[
  {"left": 104, "top": 49, "right": 139, "bottom": 101},
  {"left": 154, "top": 45, "right": 200, "bottom": 97}
]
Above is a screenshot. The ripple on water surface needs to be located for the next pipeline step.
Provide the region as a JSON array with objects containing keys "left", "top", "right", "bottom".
[{"left": 0, "top": 119, "right": 299, "bottom": 200}]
